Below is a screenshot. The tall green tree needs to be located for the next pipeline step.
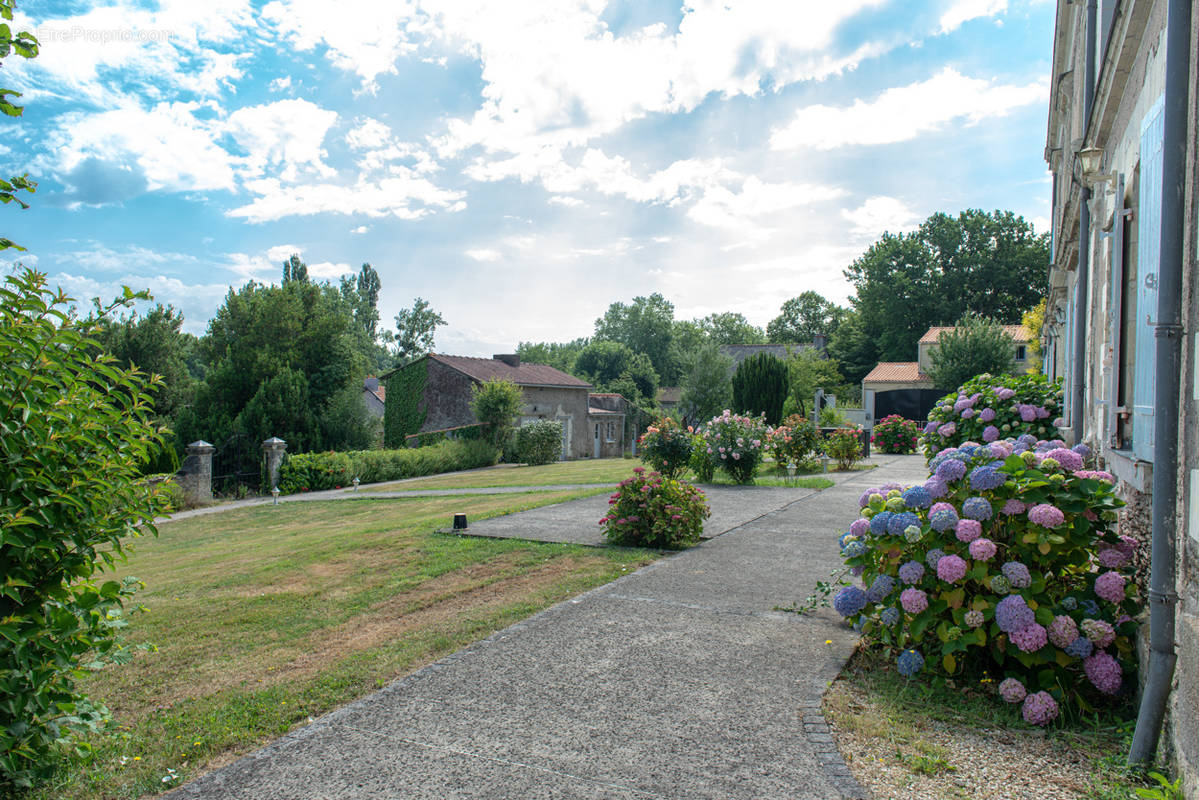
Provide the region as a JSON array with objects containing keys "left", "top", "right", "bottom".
[
  {"left": 593, "top": 293, "right": 678, "bottom": 383},
  {"left": 844, "top": 209, "right": 1048, "bottom": 362},
  {"left": 731, "top": 352, "right": 788, "bottom": 425},
  {"left": 516, "top": 338, "right": 589, "bottom": 373},
  {"left": 470, "top": 378, "right": 523, "bottom": 449},
  {"left": 827, "top": 308, "right": 877, "bottom": 386},
  {"left": 281, "top": 253, "right": 309, "bottom": 284},
  {"left": 573, "top": 340, "right": 659, "bottom": 403},
  {"left": 926, "top": 314, "right": 1016, "bottom": 391},
  {"left": 679, "top": 345, "right": 733, "bottom": 424},
  {"left": 392, "top": 297, "right": 446, "bottom": 366},
  {"left": 786, "top": 349, "right": 851, "bottom": 418},
  {"left": 0, "top": 0, "right": 38, "bottom": 253},
  {"left": 767, "top": 291, "right": 846, "bottom": 343},
  {"left": 695, "top": 312, "right": 765, "bottom": 345}
]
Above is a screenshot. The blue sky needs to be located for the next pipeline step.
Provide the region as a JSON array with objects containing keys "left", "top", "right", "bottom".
[{"left": 5, "top": 0, "right": 1054, "bottom": 356}]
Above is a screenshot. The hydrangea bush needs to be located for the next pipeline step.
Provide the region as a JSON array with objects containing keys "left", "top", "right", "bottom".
[
  {"left": 600, "top": 467, "right": 710, "bottom": 549},
  {"left": 831, "top": 435, "right": 1137, "bottom": 725},
  {"left": 919, "top": 374, "right": 1064, "bottom": 459},
  {"left": 697, "top": 410, "right": 769, "bottom": 484},
  {"left": 638, "top": 417, "right": 694, "bottom": 479},
  {"left": 872, "top": 414, "right": 919, "bottom": 455}
]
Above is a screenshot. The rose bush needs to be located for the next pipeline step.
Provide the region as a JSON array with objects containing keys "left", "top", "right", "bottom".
[
  {"left": 830, "top": 435, "right": 1136, "bottom": 725},
  {"left": 919, "top": 374, "right": 1063, "bottom": 459},
  {"left": 766, "top": 413, "right": 821, "bottom": 468},
  {"left": 872, "top": 414, "right": 920, "bottom": 455},
  {"left": 697, "top": 410, "right": 769, "bottom": 484},
  {"left": 823, "top": 425, "right": 864, "bottom": 470},
  {"left": 600, "top": 467, "right": 710, "bottom": 549},
  {"left": 638, "top": 416, "right": 694, "bottom": 479}
]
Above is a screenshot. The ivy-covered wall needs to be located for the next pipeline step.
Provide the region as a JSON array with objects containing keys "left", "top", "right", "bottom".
[{"left": 383, "top": 359, "right": 428, "bottom": 448}]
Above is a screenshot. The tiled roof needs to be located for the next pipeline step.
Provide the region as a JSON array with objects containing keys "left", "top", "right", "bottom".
[
  {"left": 588, "top": 406, "right": 622, "bottom": 415},
  {"left": 919, "top": 325, "right": 1032, "bottom": 344},
  {"left": 430, "top": 354, "right": 592, "bottom": 388},
  {"left": 718, "top": 343, "right": 811, "bottom": 367},
  {"left": 863, "top": 362, "right": 932, "bottom": 383}
]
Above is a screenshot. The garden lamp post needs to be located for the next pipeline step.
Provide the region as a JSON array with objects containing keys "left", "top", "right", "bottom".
[
  {"left": 271, "top": 486, "right": 280, "bottom": 505},
  {"left": 352, "top": 476, "right": 360, "bottom": 491}
]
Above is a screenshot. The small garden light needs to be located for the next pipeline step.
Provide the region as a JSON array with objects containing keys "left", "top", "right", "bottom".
[
  {"left": 786, "top": 462, "right": 796, "bottom": 482},
  {"left": 821, "top": 452, "right": 829, "bottom": 473},
  {"left": 452, "top": 513, "right": 468, "bottom": 530},
  {"left": 352, "top": 476, "right": 360, "bottom": 491},
  {"left": 271, "top": 486, "right": 280, "bottom": 505}
]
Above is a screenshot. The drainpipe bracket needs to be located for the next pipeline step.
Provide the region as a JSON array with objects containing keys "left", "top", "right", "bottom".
[
  {"left": 1148, "top": 588, "right": 1180, "bottom": 605},
  {"left": 1154, "top": 323, "right": 1184, "bottom": 339}
]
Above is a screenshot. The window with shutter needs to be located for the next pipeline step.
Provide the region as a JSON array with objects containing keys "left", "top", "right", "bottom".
[{"left": 1132, "top": 94, "right": 1165, "bottom": 462}]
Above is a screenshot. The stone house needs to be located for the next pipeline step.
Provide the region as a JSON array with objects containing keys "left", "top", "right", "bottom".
[
  {"left": 362, "top": 376, "right": 385, "bottom": 418},
  {"left": 1042, "top": 0, "right": 1196, "bottom": 783},
  {"left": 382, "top": 353, "right": 626, "bottom": 460}
]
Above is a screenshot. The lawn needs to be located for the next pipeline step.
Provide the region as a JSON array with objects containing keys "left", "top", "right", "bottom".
[
  {"left": 363, "top": 457, "right": 640, "bottom": 490},
  {"left": 34, "top": 490, "right": 656, "bottom": 800}
]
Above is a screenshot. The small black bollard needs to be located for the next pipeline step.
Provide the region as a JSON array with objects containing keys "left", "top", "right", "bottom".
[{"left": 452, "top": 513, "right": 468, "bottom": 530}]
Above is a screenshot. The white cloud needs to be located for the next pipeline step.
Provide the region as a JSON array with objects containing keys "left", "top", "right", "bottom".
[
  {"left": 548, "top": 195, "right": 584, "bottom": 207},
  {"left": 228, "top": 174, "right": 466, "bottom": 223},
  {"left": 465, "top": 248, "right": 502, "bottom": 262},
  {"left": 227, "top": 98, "right": 339, "bottom": 182},
  {"left": 46, "top": 271, "right": 233, "bottom": 334},
  {"left": 350, "top": 225, "right": 371, "bottom": 234},
  {"left": 770, "top": 68, "right": 1046, "bottom": 150},
  {"left": 269, "top": 76, "right": 293, "bottom": 92},
  {"left": 842, "top": 196, "right": 922, "bottom": 238},
  {"left": 345, "top": 117, "right": 393, "bottom": 150},
  {"left": 306, "top": 261, "right": 356, "bottom": 279},
  {"left": 686, "top": 177, "right": 847, "bottom": 234},
  {"left": 266, "top": 244, "right": 303, "bottom": 262},
  {"left": 939, "top": 0, "right": 1007, "bottom": 33}
]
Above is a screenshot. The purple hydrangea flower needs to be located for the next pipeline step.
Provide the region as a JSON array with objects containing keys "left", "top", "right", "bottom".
[
  {"left": 938, "top": 422, "right": 957, "bottom": 437},
  {"left": 1010, "top": 622, "right": 1048, "bottom": 652},
  {"left": 936, "top": 554, "right": 968, "bottom": 583},
  {"left": 1080, "top": 618, "right": 1116, "bottom": 648},
  {"left": 995, "top": 387, "right": 1016, "bottom": 400},
  {"left": 982, "top": 425, "right": 1000, "bottom": 442},
  {"left": 924, "top": 420, "right": 939, "bottom": 433},
  {"left": 1047, "top": 615, "right": 1079, "bottom": 649},
  {"left": 832, "top": 586, "right": 868, "bottom": 617},
  {"left": 888, "top": 511, "right": 921, "bottom": 537},
  {"left": 998, "top": 677, "right": 1026, "bottom": 703},
  {"left": 869, "top": 511, "right": 893, "bottom": 537},
  {"left": 1001, "top": 499, "right": 1026, "bottom": 516},
  {"left": 995, "top": 595, "right": 1034, "bottom": 633},
  {"left": 1028, "top": 503, "right": 1065, "bottom": 528},
  {"left": 979, "top": 408, "right": 996, "bottom": 422},
  {"left": 953, "top": 397, "right": 974, "bottom": 413},
  {"left": 962, "top": 497, "right": 993, "bottom": 521},
  {"left": 969, "top": 538, "right": 997, "bottom": 561},
  {"left": 969, "top": 466, "right": 1006, "bottom": 491},
  {"left": 1084, "top": 651, "right": 1122, "bottom": 694},
  {"left": 858, "top": 488, "right": 881, "bottom": 508},
  {"left": 896, "top": 649, "right": 924, "bottom": 677},
  {"left": 1065, "top": 636, "right": 1094, "bottom": 659},
  {"left": 1001, "top": 562, "right": 1032, "bottom": 589},
  {"left": 925, "top": 549, "right": 945, "bottom": 569},
  {"left": 900, "top": 588, "right": 928, "bottom": 614},
  {"left": 1094, "top": 571, "right": 1126, "bottom": 603},
  {"left": 964, "top": 609, "right": 985, "bottom": 628},
  {"left": 1097, "top": 548, "right": 1130, "bottom": 568},
  {"left": 1018, "top": 405, "right": 1037, "bottom": 422},
  {"left": 879, "top": 606, "right": 901, "bottom": 626},
  {"left": 988, "top": 441, "right": 1014, "bottom": 458},
  {"left": 1044, "top": 447, "right": 1084, "bottom": 471},
  {"left": 955, "top": 519, "right": 982, "bottom": 543},
  {"left": 961, "top": 408, "right": 976, "bottom": 419},
  {"left": 901, "top": 486, "right": 932, "bottom": 509},
  {"left": 849, "top": 518, "right": 871, "bottom": 537},
  {"left": 1072, "top": 443, "right": 1092, "bottom": 458},
  {"left": 866, "top": 574, "right": 896, "bottom": 603},
  {"left": 923, "top": 477, "right": 948, "bottom": 499},
  {"left": 898, "top": 561, "right": 924, "bottom": 584},
  {"left": 1022, "top": 691, "right": 1059, "bottom": 726},
  {"left": 1115, "top": 535, "right": 1139, "bottom": 558},
  {"left": 935, "top": 459, "right": 967, "bottom": 482},
  {"left": 929, "top": 503, "right": 959, "bottom": 531}
]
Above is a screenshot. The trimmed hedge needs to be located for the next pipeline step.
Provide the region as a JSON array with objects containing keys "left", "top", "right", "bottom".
[
  {"left": 278, "top": 439, "right": 498, "bottom": 494},
  {"left": 515, "top": 420, "right": 563, "bottom": 466}
]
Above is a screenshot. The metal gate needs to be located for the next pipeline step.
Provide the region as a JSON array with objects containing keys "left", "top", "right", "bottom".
[{"left": 211, "top": 432, "right": 261, "bottom": 496}]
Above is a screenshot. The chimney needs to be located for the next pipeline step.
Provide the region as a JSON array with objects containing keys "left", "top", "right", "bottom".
[{"left": 494, "top": 353, "right": 520, "bottom": 367}]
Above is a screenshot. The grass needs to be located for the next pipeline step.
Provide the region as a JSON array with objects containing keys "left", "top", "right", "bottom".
[
  {"left": 30, "top": 490, "right": 657, "bottom": 800},
  {"left": 363, "top": 457, "right": 640, "bottom": 491},
  {"left": 823, "top": 648, "right": 1151, "bottom": 800}
]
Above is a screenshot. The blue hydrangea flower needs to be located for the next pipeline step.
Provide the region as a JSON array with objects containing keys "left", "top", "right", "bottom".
[
  {"left": 1001, "top": 562, "right": 1032, "bottom": 589},
  {"left": 929, "top": 506, "right": 958, "bottom": 532},
  {"left": 842, "top": 541, "right": 867, "bottom": 558},
  {"left": 888, "top": 511, "right": 920, "bottom": 537},
  {"left": 833, "top": 586, "right": 868, "bottom": 617},
  {"left": 879, "top": 606, "right": 900, "bottom": 626},
  {"left": 1072, "top": 443, "right": 1092, "bottom": 458},
  {"left": 925, "top": 549, "right": 945, "bottom": 569},
  {"left": 869, "top": 511, "right": 893, "bottom": 537},
  {"left": 1081, "top": 599, "right": 1101, "bottom": 617},
  {"left": 901, "top": 486, "right": 932, "bottom": 509},
  {"left": 995, "top": 595, "right": 1034, "bottom": 633},
  {"left": 866, "top": 574, "right": 896, "bottom": 603},
  {"left": 935, "top": 459, "right": 967, "bottom": 482},
  {"left": 923, "top": 478, "right": 948, "bottom": 499},
  {"left": 1061, "top": 596, "right": 1079, "bottom": 611},
  {"left": 962, "top": 497, "right": 994, "bottom": 521},
  {"left": 898, "top": 560, "right": 924, "bottom": 584},
  {"left": 1065, "top": 636, "right": 1094, "bottom": 659},
  {"left": 838, "top": 531, "right": 855, "bottom": 548},
  {"left": 896, "top": 649, "right": 924, "bottom": 677},
  {"left": 969, "top": 466, "right": 1007, "bottom": 491}
]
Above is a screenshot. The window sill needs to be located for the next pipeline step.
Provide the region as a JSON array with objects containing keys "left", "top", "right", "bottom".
[{"left": 1105, "top": 447, "right": 1153, "bottom": 493}]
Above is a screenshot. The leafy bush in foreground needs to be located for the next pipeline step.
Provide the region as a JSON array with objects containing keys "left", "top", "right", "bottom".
[
  {"left": 920, "top": 373, "right": 1063, "bottom": 459},
  {"left": 601, "top": 468, "right": 710, "bottom": 549}
]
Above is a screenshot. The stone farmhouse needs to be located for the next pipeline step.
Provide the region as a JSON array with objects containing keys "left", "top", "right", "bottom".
[
  {"left": 1041, "top": 0, "right": 1197, "bottom": 782},
  {"left": 382, "top": 353, "right": 627, "bottom": 460}
]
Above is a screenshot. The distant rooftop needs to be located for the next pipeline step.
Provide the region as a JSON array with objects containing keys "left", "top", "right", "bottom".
[
  {"left": 718, "top": 343, "right": 811, "bottom": 368},
  {"left": 919, "top": 325, "right": 1031, "bottom": 344},
  {"left": 863, "top": 362, "right": 932, "bottom": 384},
  {"left": 383, "top": 354, "right": 591, "bottom": 389}
]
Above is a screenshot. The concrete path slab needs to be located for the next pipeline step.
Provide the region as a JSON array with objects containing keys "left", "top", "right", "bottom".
[{"left": 168, "top": 455, "right": 930, "bottom": 800}]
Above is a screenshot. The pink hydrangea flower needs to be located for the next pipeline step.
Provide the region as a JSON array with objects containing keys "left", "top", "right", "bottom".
[
  {"left": 1028, "top": 503, "right": 1065, "bottom": 528},
  {"left": 900, "top": 588, "right": 928, "bottom": 614},
  {"left": 1047, "top": 615, "right": 1079, "bottom": 649},
  {"left": 1081, "top": 618, "right": 1116, "bottom": 648},
  {"left": 968, "top": 538, "right": 997, "bottom": 561},
  {"left": 849, "top": 518, "right": 870, "bottom": 537},
  {"left": 1044, "top": 447, "right": 1084, "bottom": 471},
  {"left": 1097, "top": 548, "right": 1130, "bottom": 568},
  {"left": 1094, "top": 571, "right": 1126, "bottom": 603},
  {"left": 1022, "top": 691, "right": 1059, "bottom": 725},
  {"left": 994, "top": 387, "right": 1016, "bottom": 400},
  {"left": 1010, "top": 622, "right": 1048, "bottom": 653},
  {"left": 1002, "top": 499, "right": 1026, "bottom": 516},
  {"left": 999, "top": 677, "right": 1026, "bottom": 703},
  {"left": 955, "top": 519, "right": 982, "bottom": 543},
  {"left": 938, "top": 422, "right": 956, "bottom": 437},
  {"left": 936, "top": 554, "right": 968, "bottom": 583},
  {"left": 1084, "top": 651, "right": 1123, "bottom": 694}
]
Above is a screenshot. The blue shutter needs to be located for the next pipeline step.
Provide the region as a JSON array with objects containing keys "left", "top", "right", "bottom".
[
  {"left": 1107, "top": 174, "right": 1125, "bottom": 449},
  {"left": 1132, "top": 94, "right": 1165, "bottom": 461}
]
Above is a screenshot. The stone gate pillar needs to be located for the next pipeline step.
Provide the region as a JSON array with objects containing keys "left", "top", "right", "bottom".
[
  {"left": 178, "top": 440, "right": 215, "bottom": 506},
  {"left": 262, "top": 437, "right": 287, "bottom": 492}
]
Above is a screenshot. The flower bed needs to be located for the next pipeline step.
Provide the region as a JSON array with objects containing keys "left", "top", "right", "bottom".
[
  {"left": 830, "top": 434, "right": 1135, "bottom": 725},
  {"left": 600, "top": 467, "right": 710, "bottom": 549},
  {"left": 919, "top": 374, "right": 1063, "bottom": 459}
]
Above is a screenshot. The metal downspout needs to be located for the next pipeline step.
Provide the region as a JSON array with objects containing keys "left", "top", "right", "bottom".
[
  {"left": 1129, "top": 0, "right": 1191, "bottom": 766},
  {"left": 1072, "top": 0, "right": 1098, "bottom": 444}
]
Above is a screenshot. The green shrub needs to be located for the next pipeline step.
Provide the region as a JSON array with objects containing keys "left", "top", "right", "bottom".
[
  {"left": 819, "top": 405, "right": 848, "bottom": 427},
  {"left": 688, "top": 435, "right": 715, "bottom": 482},
  {"left": 698, "top": 410, "right": 769, "bottom": 484},
  {"left": 766, "top": 413, "right": 820, "bottom": 467},
  {"left": 470, "top": 378, "right": 523, "bottom": 449},
  {"left": 823, "top": 426, "right": 864, "bottom": 470},
  {"left": 515, "top": 420, "right": 563, "bottom": 466},
  {"left": 872, "top": 415, "right": 920, "bottom": 454},
  {"left": 638, "top": 417, "right": 693, "bottom": 479},
  {"left": 601, "top": 469, "right": 710, "bottom": 549},
  {"left": 919, "top": 373, "right": 1063, "bottom": 459},
  {"left": 278, "top": 440, "right": 498, "bottom": 493},
  {"left": 0, "top": 269, "right": 168, "bottom": 788},
  {"left": 832, "top": 438, "right": 1133, "bottom": 725},
  {"left": 731, "top": 352, "right": 788, "bottom": 425}
]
